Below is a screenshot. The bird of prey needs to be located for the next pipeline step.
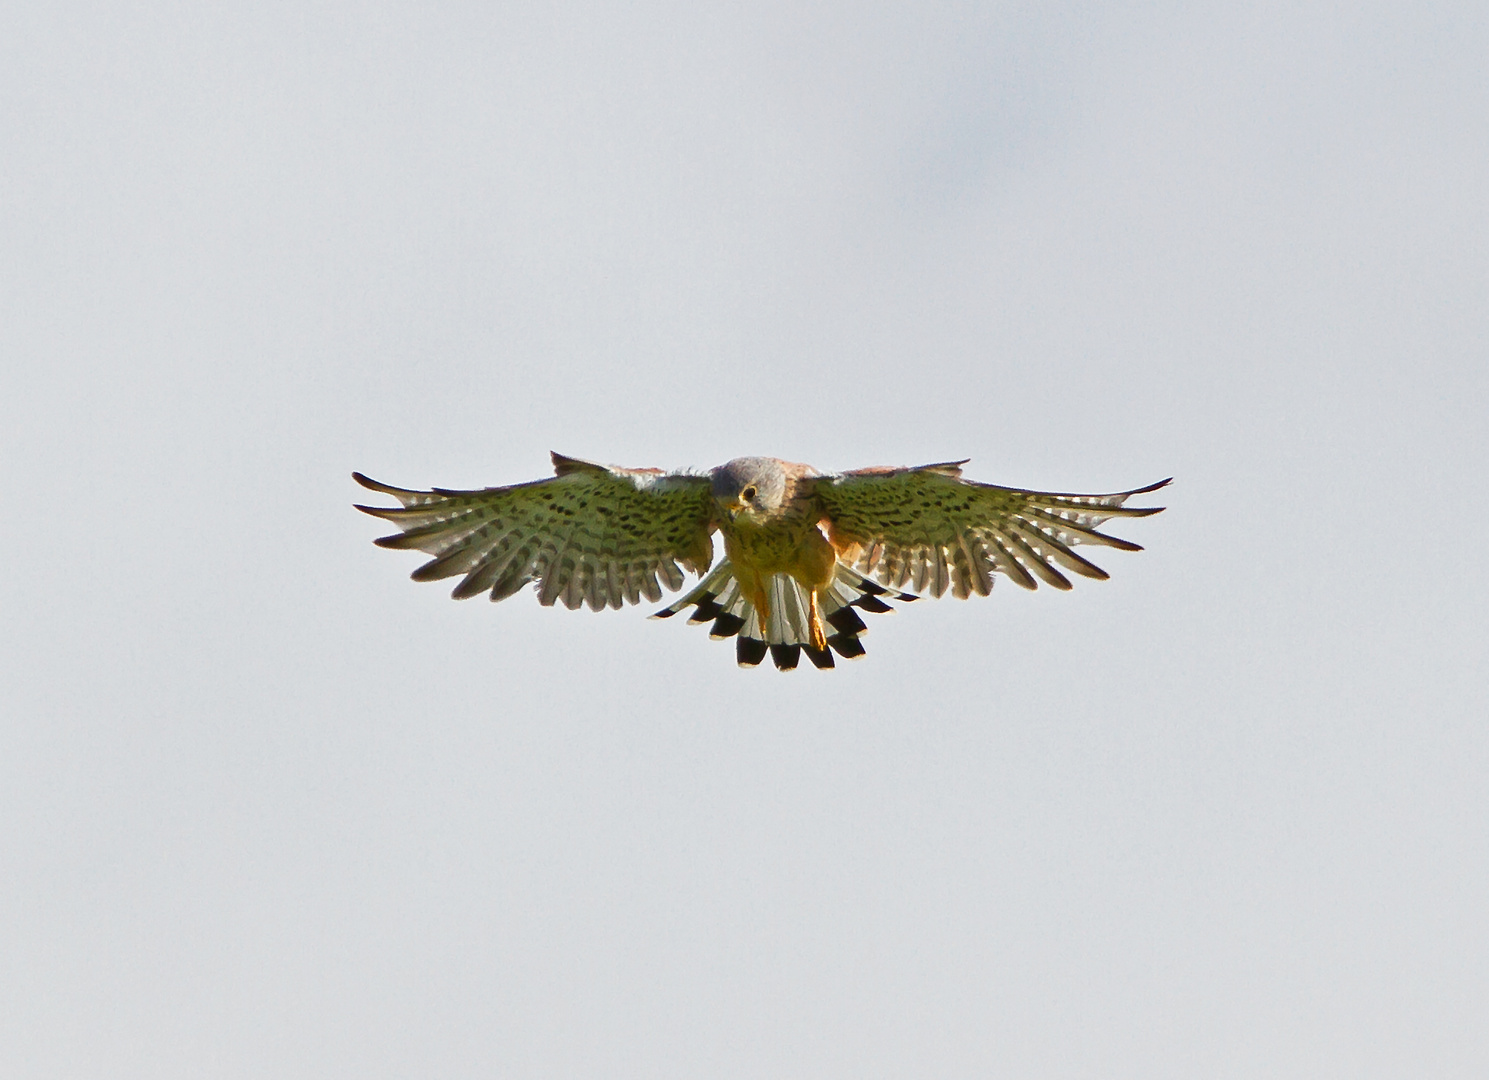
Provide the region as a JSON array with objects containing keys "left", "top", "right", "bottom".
[{"left": 354, "top": 453, "right": 1168, "bottom": 670}]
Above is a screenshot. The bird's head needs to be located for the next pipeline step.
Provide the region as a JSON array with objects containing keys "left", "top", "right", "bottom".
[{"left": 710, "top": 457, "right": 787, "bottom": 523}]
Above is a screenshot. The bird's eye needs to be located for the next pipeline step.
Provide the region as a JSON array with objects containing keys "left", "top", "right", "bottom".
[{"left": 741, "top": 486, "right": 757, "bottom": 502}]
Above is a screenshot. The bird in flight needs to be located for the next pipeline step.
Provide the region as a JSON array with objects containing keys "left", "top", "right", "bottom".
[{"left": 354, "top": 453, "right": 1168, "bottom": 670}]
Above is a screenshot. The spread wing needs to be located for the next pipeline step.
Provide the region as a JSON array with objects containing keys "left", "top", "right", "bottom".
[
  {"left": 354, "top": 452, "right": 716, "bottom": 611},
  {"left": 815, "top": 461, "right": 1170, "bottom": 599}
]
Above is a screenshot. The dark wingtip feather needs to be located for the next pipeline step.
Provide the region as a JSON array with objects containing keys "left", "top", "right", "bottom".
[
  {"left": 372, "top": 532, "right": 417, "bottom": 549},
  {"left": 352, "top": 471, "right": 401, "bottom": 494},
  {"left": 352, "top": 472, "right": 419, "bottom": 497},
  {"left": 1121, "top": 477, "right": 1171, "bottom": 514},
  {"left": 353, "top": 503, "right": 398, "bottom": 520},
  {"left": 551, "top": 451, "right": 606, "bottom": 477},
  {"left": 409, "top": 561, "right": 456, "bottom": 583}
]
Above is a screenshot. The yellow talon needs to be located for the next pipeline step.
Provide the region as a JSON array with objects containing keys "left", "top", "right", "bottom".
[
  {"left": 808, "top": 590, "right": 828, "bottom": 652},
  {"left": 752, "top": 585, "right": 771, "bottom": 625}
]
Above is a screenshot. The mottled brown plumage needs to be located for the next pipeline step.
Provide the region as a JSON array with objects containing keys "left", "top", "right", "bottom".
[{"left": 354, "top": 452, "right": 1169, "bottom": 669}]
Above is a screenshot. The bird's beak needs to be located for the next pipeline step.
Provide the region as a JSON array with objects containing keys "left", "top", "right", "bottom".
[{"left": 722, "top": 499, "right": 745, "bottom": 522}]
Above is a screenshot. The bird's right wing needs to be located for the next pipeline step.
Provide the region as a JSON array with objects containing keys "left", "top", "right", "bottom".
[{"left": 354, "top": 453, "right": 716, "bottom": 611}]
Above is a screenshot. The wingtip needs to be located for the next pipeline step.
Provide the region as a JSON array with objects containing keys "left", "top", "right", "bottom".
[
  {"left": 1121, "top": 477, "right": 1172, "bottom": 514},
  {"left": 551, "top": 451, "right": 605, "bottom": 477},
  {"left": 352, "top": 471, "right": 416, "bottom": 498},
  {"left": 927, "top": 458, "right": 971, "bottom": 477}
]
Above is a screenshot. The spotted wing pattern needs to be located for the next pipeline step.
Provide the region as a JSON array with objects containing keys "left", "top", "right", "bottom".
[
  {"left": 354, "top": 453, "right": 716, "bottom": 610},
  {"left": 815, "top": 463, "right": 1170, "bottom": 599}
]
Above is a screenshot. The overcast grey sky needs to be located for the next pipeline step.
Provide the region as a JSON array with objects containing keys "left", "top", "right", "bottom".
[{"left": 3, "top": 1, "right": 1486, "bottom": 1076}]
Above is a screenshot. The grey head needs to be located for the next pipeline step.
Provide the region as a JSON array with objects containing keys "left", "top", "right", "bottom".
[{"left": 710, "top": 457, "right": 788, "bottom": 520}]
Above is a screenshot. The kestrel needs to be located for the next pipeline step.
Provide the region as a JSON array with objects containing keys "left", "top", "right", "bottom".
[{"left": 354, "top": 454, "right": 1169, "bottom": 670}]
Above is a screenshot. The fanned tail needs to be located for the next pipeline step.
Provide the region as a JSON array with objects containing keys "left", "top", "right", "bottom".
[{"left": 652, "top": 561, "right": 917, "bottom": 670}]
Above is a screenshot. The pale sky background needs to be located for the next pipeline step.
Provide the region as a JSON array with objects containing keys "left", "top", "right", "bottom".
[{"left": 3, "top": 1, "right": 1486, "bottom": 1077}]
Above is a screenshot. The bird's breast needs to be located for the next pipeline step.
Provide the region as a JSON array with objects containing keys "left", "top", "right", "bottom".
[{"left": 721, "top": 514, "right": 834, "bottom": 583}]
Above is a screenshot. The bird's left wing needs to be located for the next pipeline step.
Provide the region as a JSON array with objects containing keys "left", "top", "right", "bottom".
[
  {"left": 814, "top": 462, "right": 1169, "bottom": 598},
  {"left": 354, "top": 453, "right": 715, "bottom": 611}
]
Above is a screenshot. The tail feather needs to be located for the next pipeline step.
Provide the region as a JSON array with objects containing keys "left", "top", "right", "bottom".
[{"left": 652, "top": 560, "right": 916, "bottom": 670}]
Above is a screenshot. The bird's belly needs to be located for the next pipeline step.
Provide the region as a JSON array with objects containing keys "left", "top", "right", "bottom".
[{"left": 723, "top": 523, "right": 836, "bottom": 588}]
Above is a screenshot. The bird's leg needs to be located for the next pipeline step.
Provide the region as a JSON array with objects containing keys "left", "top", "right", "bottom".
[
  {"left": 807, "top": 590, "right": 828, "bottom": 652},
  {"left": 751, "top": 584, "right": 771, "bottom": 631}
]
